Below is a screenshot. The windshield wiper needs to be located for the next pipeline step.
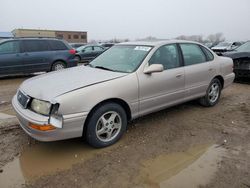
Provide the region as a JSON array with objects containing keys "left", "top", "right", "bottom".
[{"left": 94, "top": 66, "right": 115, "bottom": 72}]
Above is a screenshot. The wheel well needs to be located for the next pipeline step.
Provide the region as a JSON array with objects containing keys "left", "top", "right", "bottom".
[
  {"left": 51, "top": 60, "right": 67, "bottom": 70},
  {"left": 82, "top": 98, "right": 132, "bottom": 137},
  {"left": 75, "top": 55, "right": 81, "bottom": 60},
  {"left": 214, "top": 75, "right": 224, "bottom": 88}
]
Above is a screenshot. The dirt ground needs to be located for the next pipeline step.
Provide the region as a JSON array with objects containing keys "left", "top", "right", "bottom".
[{"left": 0, "top": 76, "right": 250, "bottom": 188}]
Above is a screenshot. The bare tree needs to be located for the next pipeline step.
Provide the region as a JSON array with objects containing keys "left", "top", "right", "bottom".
[{"left": 206, "top": 33, "right": 225, "bottom": 45}]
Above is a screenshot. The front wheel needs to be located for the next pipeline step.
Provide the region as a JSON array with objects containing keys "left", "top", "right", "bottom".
[
  {"left": 199, "top": 78, "right": 222, "bottom": 107},
  {"left": 85, "top": 103, "right": 127, "bottom": 148}
]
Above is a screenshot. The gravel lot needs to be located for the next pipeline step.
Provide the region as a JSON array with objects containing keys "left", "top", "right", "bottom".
[{"left": 0, "top": 75, "right": 249, "bottom": 188}]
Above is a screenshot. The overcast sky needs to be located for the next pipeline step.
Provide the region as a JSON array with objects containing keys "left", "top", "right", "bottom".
[{"left": 0, "top": 0, "right": 249, "bottom": 41}]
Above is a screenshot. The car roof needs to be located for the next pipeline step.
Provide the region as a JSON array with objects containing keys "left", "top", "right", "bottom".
[
  {"left": 118, "top": 40, "right": 203, "bottom": 47},
  {"left": 0, "top": 38, "right": 63, "bottom": 42},
  {"left": 83, "top": 44, "right": 103, "bottom": 47}
]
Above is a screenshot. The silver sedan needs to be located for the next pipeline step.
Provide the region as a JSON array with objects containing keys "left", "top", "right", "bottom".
[{"left": 12, "top": 40, "right": 235, "bottom": 148}]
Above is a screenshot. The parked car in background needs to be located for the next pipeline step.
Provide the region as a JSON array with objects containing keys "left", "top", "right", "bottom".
[
  {"left": 75, "top": 45, "right": 105, "bottom": 63},
  {"left": 0, "top": 38, "right": 77, "bottom": 76},
  {"left": 12, "top": 40, "right": 235, "bottom": 148},
  {"left": 70, "top": 43, "right": 86, "bottom": 49},
  {"left": 204, "top": 42, "right": 214, "bottom": 49},
  {"left": 100, "top": 43, "right": 115, "bottom": 50},
  {"left": 222, "top": 41, "right": 250, "bottom": 78},
  {"left": 211, "top": 41, "right": 243, "bottom": 55}
]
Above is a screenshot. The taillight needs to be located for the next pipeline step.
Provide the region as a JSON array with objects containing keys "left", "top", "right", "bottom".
[{"left": 69, "top": 49, "right": 76, "bottom": 54}]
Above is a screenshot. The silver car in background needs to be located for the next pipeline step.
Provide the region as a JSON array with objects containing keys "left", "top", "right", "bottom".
[{"left": 12, "top": 40, "right": 235, "bottom": 148}]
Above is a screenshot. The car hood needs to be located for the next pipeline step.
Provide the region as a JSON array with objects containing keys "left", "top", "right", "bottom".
[
  {"left": 20, "top": 66, "right": 128, "bottom": 101},
  {"left": 222, "top": 51, "right": 250, "bottom": 59}
]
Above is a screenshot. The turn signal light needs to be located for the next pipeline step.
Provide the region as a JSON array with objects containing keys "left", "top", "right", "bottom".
[{"left": 29, "top": 123, "right": 56, "bottom": 131}]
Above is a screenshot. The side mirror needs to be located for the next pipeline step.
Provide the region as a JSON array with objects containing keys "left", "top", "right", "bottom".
[
  {"left": 81, "top": 49, "right": 85, "bottom": 53},
  {"left": 143, "top": 64, "right": 164, "bottom": 74}
]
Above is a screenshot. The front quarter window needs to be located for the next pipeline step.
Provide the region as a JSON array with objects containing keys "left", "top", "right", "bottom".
[
  {"left": 0, "top": 41, "right": 20, "bottom": 54},
  {"left": 90, "top": 45, "right": 152, "bottom": 73}
]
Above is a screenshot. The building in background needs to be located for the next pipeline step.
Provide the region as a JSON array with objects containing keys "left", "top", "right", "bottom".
[
  {"left": 12, "top": 29, "right": 87, "bottom": 43},
  {"left": 0, "top": 32, "right": 13, "bottom": 39}
]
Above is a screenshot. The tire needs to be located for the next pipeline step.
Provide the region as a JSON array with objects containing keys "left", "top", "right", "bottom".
[
  {"left": 199, "top": 78, "right": 222, "bottom": 107},
  {"left": 85, "top": 102, "right": 127, "bottom": 148},
  {"left": 51, "top": 61, "right": 66, "bottom": 71}
]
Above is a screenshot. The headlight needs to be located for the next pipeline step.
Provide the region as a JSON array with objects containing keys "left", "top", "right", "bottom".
[{"left": 31, "top": 99, "right": 52, "bottom": 115}]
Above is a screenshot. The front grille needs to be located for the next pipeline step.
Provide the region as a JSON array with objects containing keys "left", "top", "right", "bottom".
[{"left": 17, "top": 90, "right": 30, "bottom": 108}]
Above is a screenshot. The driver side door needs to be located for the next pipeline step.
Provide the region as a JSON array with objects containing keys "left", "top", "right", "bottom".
[{"left": 138, "top": 44, "right": 185, "bottom": 116}]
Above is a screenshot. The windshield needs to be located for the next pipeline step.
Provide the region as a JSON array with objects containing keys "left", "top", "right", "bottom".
[
  {"left": 236, "top": 42, "right": 250, "bottom": 52},
  {"left": 89, "top": 45, "right": 152, "bottom": 73},
  {"left": 216, "top": 42, "right": 231, "bottom": 47}
]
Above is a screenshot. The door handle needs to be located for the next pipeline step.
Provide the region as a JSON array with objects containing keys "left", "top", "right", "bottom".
[
  {"left": 176, "top": 74, "right": 183, "bottom": 78},
  {"left": 208, "top": 68, "right": 213, "bottom": 71}
]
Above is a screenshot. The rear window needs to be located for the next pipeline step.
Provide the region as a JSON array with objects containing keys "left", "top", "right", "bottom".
[
  {"left": 48, "top": 40, "right": 68, "bottom": 50},
  {"left": 23, "top": 40, "right": 49, "bottom": 52},
  {"left": 200, "top": 46, "right": 214, "bottom": 61}
]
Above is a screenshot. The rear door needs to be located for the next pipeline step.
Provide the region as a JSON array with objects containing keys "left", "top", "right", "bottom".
[
  {"left": 0, "top": 40, "right": 22, "bottom": 75},
  {"left": 21, "top": 40, "right": 51, "bottom": 73},
  {"left": 179, "top": 43, "right": 214, "bottom": 100}
]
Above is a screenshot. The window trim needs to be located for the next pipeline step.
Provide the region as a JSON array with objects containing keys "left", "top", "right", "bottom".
[
  {"left": 178, "top": 43, "right": 208, "bottom": 67},
  {"left": 148, "top": 43, "right": 183, "bottom": 70},
  {"left": 0, "top": 40, "right": 20, "bottom": 54},
  {"left": 199, "top": 45, "right": 215, "bottom": 62}
]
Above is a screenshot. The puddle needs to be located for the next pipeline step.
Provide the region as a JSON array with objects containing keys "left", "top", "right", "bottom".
[
  {"left": 139, "top": 144, "right": 226, "bottom": 188},
  {"left": 0, "top": 139, "right": 111, "bottom": 188}
]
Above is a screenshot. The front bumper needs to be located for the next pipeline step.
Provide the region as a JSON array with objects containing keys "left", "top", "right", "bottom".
[{"left": 12, "top": 94, "right": 88, "bottom": 141}]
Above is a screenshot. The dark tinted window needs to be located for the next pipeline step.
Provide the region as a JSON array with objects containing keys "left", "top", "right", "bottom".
[
  {"left": 149, "top": 44, "right": 180, "bottom": 70},
  {"left": 48, "top": 40, "right": 68, "bottom": 50},
  {"left": 23, "top": 40, "right": 49, "bottom": 52},
  {"left": 200, "top": 46, "right": 214, "bottom": 61},
  {"left": 0, "top": 41, "right": 20, "bottom": 54},
  {"left": 180, "top": 43, "right": 206, "bottom": 66}
]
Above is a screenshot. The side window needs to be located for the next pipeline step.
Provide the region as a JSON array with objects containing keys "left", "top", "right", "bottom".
[
  {"left": 23, "top": 40, "right": 49, "bottom": 52},
  {"left": 200, "top": 46, "right": 214, "bottom": 61},
  {"left": 94, "top": 46, "right": 103, "bottom": 51},
  {"left": 149, "top": 44, "right": 180, "bottom": 70},
  {"left": 84, "top": 47, "right": 93, "bottom": 52},
  {"left": 180, "top": 43, "right": 206, "bottom": 66},
  {"left": 0, "top": 41, "right": 20, "bottom": 54},
  {"left": 48, "top": 40, "right": 68, "bottom": 50}
]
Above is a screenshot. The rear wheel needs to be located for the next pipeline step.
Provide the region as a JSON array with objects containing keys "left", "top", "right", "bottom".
[
  {"left": 85, "top": 103, "right": 127, "bottom": 148},
  {"left": 199, "top": 78, "right": 222, "bottom": 107},
  {"left": 51, "top": 61, "right": 66, "bottom": 71}
]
